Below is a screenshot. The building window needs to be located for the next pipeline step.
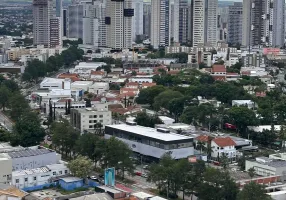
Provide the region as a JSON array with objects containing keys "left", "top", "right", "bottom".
[
  {"left": 16, "top": 179, "right": 19, "bottom": 183},
  {"left": 34, "top": 177, "right": 36, "bottom": 181},
  {"left": 99, "top": 115, "right": 103, "bottom": 118},
  {"left": 89, "top": 125, "right": 93, "bottom": 128},
  {"left": 59, "top": 171, "right": 62, "bottom": 175},
  {"left": 100, "top": 120, "right": 103, "bottom": 123},
  {"left": 65, "top": 170, "right": 68, "bottom": 174},
  {"left": 93, "top": 115, "right": 97, "bottom": 118},
  {"left": 25, "top": 178, "right": 28, "bottom": 182},
  {"left": 3, "top": 175, "right": 6, "bottom": 177},
  {"left": 53, "top": 172, "right": 56, "bottom": 175}
]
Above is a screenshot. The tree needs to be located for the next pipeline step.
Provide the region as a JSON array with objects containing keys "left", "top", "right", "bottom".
[
  {"left": 153, "top": 90, "right": 183, "bottom": 111},
  {"left": 196, "top": 141, "right": 206, "bottom": 153},
  {"left": 196, "top": 168, "right": 239, "bottom": 200},
  {"left": 135, "top": 112, "right": 162, "bottom": 128},
  {"left": 22, "top": 59, "right": 47, "bottom": 82},
  {"left": 9, "top": 92, "right": 30, "bottom": 121},
  {"left": 227, "top": 106, "right": 258, "bottom": 136},
  {"left": 220, "top": 153, "right": 229, "bottom": 170},
  {"left": 0, "top": 86, "right": 10, "bottom": 111},
  {"left": 67, "top": 156, "right": 93, "bottom": 181},
  {"left": 103, "top": 137, "right": 135, "bottom": 179},
  {"left": 148, "top": 153, "right": 177, "bottom": 198},
  {"left": 10, "top": 112, "right": 45, "bottom": 147},
  {"left": 75, "top": 133, "right": 105, "bottom": 164},
  {"left": 248, "top": 167, "right": 255, "bottom": 179},
  {"left": 131, "top": 71, "right": 137, "bottom": 76},
  {"left": 136, "top": 85, "right": 166, "bottom": 106},
  {"left": 51, "top": 119, "right": 80, "bottom": 158},
  {"left": 2, "top": 80, "right": 19, "bottom": 92},
  {"left": 237, "top": 182, "right": 272, "bottom": 200},
  {"left": 168, "top": 97, "right": 185, "bottom": 122}
]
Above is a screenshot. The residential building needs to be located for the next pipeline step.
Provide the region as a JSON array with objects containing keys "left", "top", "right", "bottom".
[
  {"left": 151, "top": 0, "right": 169, "bottom": 48},
  {"left": 105, "top": 0, "right": 133, "bottom": 49},
  {"left": 228, "top": 2, "right": 243, "bottom": 45},
  {"left": 105, "top": 123, "right": 194, "bottom": 159},
  {"left": 211, "top": 137, "right": 237, "bottom": 161},
  {"left": 143, "top": 2, "right": 151, "bottom": 38},
  {"left": 241, "top": 0, "right": 284, "bottom": 47},
  {"left": 0, "top": 157, "right": 12, "bottom": 185},
  {"left": 33, "top": 0, "right": 62, "bottom": 47},
  {"left": 192, "top": 0, "right": 205, "bottom": 47},
  {"left": 246, "top": 157, "right": 286, "bottom": 177},
  {"left": 132, "top": 0, "right": 144, "bottom": 41},
  {"left": 206, "top": 0, "right": 218, "bottom": 46},
  {"left": 67, "top": 3, "right": 83, "bottom": 39},
  {"left": 33, "top": 0, "right": 53, "bottom": 47},
  {"left": 70, "top": 105, "right": 112, "bottom": 132}
]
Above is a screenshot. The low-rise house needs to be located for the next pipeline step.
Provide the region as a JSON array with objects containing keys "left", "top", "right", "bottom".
[
  {"left": 141, "top": 82, "right": 157, "bottom": 89},
  {"left": 211, "top": 137, "right": 237, "bottom": 161},
  {"left": 90, "top": 70, "right": 106, "bottom": 80},
  {"left": 211, "top": 65, "right": 226, "bottom": 81}
]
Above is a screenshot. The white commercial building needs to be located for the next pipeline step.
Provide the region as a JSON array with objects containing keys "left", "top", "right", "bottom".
[
  {"left": 70, "top": 104, "right": 112, "bottom": 133},
  {"left": 105, "top": 0, "right": 133, "bottom": 49},
  {"left": 40, "top": 78, "right": 71, "bottom": 90},
  {"left": 193, "top": 0, "right": 205, "bottom": 47},
  {"left": 151, "top": 0, "right": 169, "bottom": 48},
  {"left": 129, "top": 75, "right": 153, "bottom": 83},
  {"left": 105, "top": 123, "right": 194, "bottom": 159},
  {"left": 246, "top": 157, "right": 286, "bottom": 177},
  {"left": 88, "top": 82, "right": 109, "bottom": 95},
  {"left": 12, "top": 163, "right": 69, "bottom": 189},
  {"left": 71, "top": 81, "right": 93, "bottom": 92}
]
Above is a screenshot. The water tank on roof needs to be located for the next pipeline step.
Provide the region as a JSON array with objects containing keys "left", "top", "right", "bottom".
[{"left": 126, "top": 121, "right": 137, "bottom": 126}]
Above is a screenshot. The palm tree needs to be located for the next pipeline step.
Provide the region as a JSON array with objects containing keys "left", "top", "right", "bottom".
[
  {"left": 206, "top": 143, "right": 213, "bottom": 162},
  {"left": 196, "top": 141, "right": 206, "bottom": 154}
]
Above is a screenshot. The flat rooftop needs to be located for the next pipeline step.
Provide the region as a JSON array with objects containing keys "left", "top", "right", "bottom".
[
  {"left": 8, "top": 148, "right": 54, "bottom": 159},
  {"left": 12, "top": 167, "right": 50, "bottom": 176},
  {"left": 106, "top": 124, "right": 193, "bottom": 142}
]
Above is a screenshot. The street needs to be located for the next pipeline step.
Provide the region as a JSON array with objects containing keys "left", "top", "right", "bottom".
[{"left": 0, "top": 111, "right": 13, "bottom": 131}]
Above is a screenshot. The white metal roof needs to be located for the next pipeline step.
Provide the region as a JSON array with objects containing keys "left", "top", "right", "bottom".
[{"left": 106, "top": 124, "right": 193, "bottom": 141}]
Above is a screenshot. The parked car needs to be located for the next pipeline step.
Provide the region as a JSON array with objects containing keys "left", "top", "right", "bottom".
[
  {"left": 90, "top": 176, "right": 99, "bottom": 181},
  {"left": 143, "top": 165, "right": 149, "bottom": 170},
  {"left": 135, "top": 171, "right": 142, "bottom": 176},
  {"left": 142, "top": 173, "right": 148, "bottom": 178}
]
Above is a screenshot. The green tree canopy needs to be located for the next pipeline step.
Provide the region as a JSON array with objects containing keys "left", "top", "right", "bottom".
[
  {"left": 67, "top": 156, "right": 93, "bottom": 179},
  {"left": 10, "top": 112, "right": 45, "bottom": 147},
  {"left": 153, "top": 90, "right": 183, "bottom": 111},
  {"left": 237, "top": 181, "right": 272, "bottom": 200},
  {"left": 135, "top": 112, "right": 163, "bottom": 128}
]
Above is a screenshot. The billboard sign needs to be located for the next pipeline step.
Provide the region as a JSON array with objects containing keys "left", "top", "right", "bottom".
[{"left": 104, "top": 167, "right": 115, "bottom": 186}]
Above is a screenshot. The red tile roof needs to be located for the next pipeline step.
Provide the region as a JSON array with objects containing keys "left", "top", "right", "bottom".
[
  {"left": 58, "top": 73, "right": 78, "bottom": 79},
  {"left": 196, "top": 135, "right": 212, "bottom": 143},
  {"left": 142, "top": 82, "right": 157, "bottom": 87},
  {"left": 212, "top": 65, "right": 226, "bottom": 73},
  {"left": 168, "top": 70, "right": 180, "bottom": 75},
  {"left": 226, "top": 72, "right": 239, "bottom": 76},
  {"left": 91, "top": 70, "right": 105, "bottom": 75},
  {"left": 241, "top": 71, "right": 251, "bottom": 75},
  {"left": 213, "top": 137, "right": 236, "bottom": 147},
  {"left": 256, "top": 92, "right": 266, "bottom": 97}
]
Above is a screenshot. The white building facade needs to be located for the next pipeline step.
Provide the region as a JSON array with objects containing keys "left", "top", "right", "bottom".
[
  {"left": 192, "top": 0, "right": 205, "bottom": 47},
  {"left": 106, "top": 0, "right": 133, "bottom": 49},
  {"left": 105, "top": 124, "right": 194, "bottom": 159}
]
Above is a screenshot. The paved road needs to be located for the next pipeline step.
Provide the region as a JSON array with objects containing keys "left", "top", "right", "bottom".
[{"left": 0, "top": 111, "right": 13, "bottom": 131}]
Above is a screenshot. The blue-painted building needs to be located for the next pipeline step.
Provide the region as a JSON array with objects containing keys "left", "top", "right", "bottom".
[{"left": 59, "top": 177, "right": 84, "bottom": 191}]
